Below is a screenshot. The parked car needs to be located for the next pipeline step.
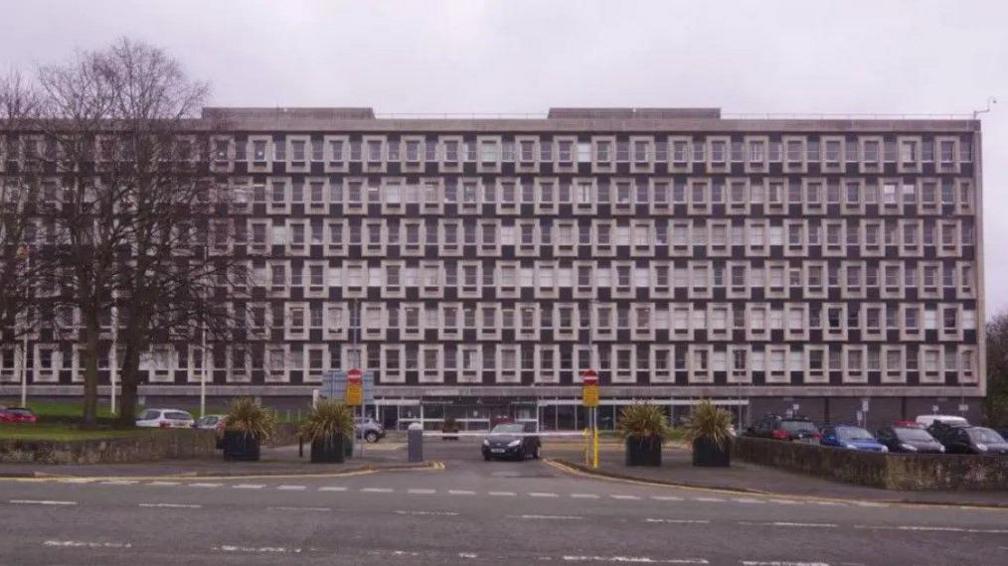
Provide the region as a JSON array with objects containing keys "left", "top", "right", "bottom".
[
  {"left": 748, "top": 414, "right": 821, "bottom": 443},
  {"left": 194, "top": 414, "right": 226, "bottom": 430},
  {"left": 928, "top": 423, "right": 1008, "bottom": 455},
  {"left": 820, "top": 425, "right": 888, "bottom": 452},
  {"left": 876, "top": 424, "right": 944, "bottom": 453},
  {"left": 0, "top": 407, "right": 37, "bottom": 424},
  {"left": 915, "top": 414, "right": 969, "bottom": 428},
  {"left": 135, "top": 409, "right": 195, "bottom": 428},
  {"left": 482, "top": 422, "right": 541, "bottom": 461},
  {"left": 355, "top": 417, "right": 385, "bottom": 443}
]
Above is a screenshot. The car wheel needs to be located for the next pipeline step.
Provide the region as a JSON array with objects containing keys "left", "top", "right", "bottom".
[
  {"left": 532, "top": 445, "right": 540, "bottom": 459},
  {"left": 483, "top": 454, "right": 491, "bottom": 461},
  {"left": 365, "top": 431, "right": 379, "bottom": 443}
]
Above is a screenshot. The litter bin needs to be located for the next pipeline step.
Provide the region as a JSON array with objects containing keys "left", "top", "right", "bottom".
[{"left": 407, "top": 422, "right": 424, "bottom": 462}]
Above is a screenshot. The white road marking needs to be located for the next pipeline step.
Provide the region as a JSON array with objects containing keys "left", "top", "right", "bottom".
[
  {"left": 517, "top": 514, "right": 583, "bottom": 520},
  {"left": 449, "top": 489, "right": 476, "bottom": 495},
  {"left": 855, "top": 525, "right": 1008, "bottom": 534},
  {"left": 611, "top": 494, "right": 641, "bottom": 500},
  {"left": 232, "top": 484, "right": 266, "bottom": 489},
  {"left": 57, "top": 478, "right": 95, "bottom": 484},
  {"left": 319, "top": 486, "right": 347, "bottom": 492},
  {"left": 361, "top": 487, "right": 394, "bottom": 493},
  {"left": 529, "top": 492, "right": 560, "bottom": 498},
  {"left": 751, "top": 522, "right": 836, "bottom": 529},
  {"left": 853, "top": 501, "right": 888, "bottom": 508},
  {"left": 645, "top": 519, "right": 711, "bottom": 525},
  {"left": 459, "top": 552, "right": 479, "bottom": 559},
  {"left": 562, "top": 555, "right": 708, "bottom": 564},
  {"left": 189, "top": 482, "right": 222, "bottom": 488},
  {"left": 147, "top": 481, "right": 180, "bottom": 487},
  {"left": 139, "top": 503, "right": 202, "bottom": 509},
  {"left": 10, "top": 499, "right": 77, "bottom": 506},
  {"left": 407, "top": 488, "right": 437, "bottom": 495},
  {"left": 395, "top": 510, "right": 460, "bottom": 517},
  {"left": 650, "top": 495, "right": 685, "bottom": 502},
  {"left": 812, "top": 500, "right": 844, "bottom": 507},
  {"left": 44, "top": 540, "right": 131, "bottom": 549},
  {"left": 741, "top": 562, "right": 831, "bottom": 566},
  {"left": 767, "top": 499, "right": 801, "bottom": 505},
  {"left": 693, "top": 496, "right": 725, "bottom": 503},
  {"left": 733, "top": 498, "right": 766, "bottom": 504},
  {"left": 267, "top": 506, "right": 331, "bottom": 512},
  {"left": 488, "top": 491, "right": 517, "bottom": 496},
  {"left": 570, "top": 493, "right": 601, "bottom": 499},
  {"left": 101, "top": 480, "right": 138, "bottom": 485},
  {"left": 214, "top": 545, "right": 302, "bottom": 554},
  {"left": 276, "top": 485, "right": 307, "bottom": 491}
]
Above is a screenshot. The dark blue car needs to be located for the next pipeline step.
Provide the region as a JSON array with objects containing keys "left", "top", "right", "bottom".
[{"left": 820, "top": 425, "right": 888, "bottom": 453}]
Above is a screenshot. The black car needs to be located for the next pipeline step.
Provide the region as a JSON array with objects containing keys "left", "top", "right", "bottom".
[
  {"left": 929, "top": 422, "right": 1008, "bottom": 455},
  {"left": 482, "top": 422, "right": 541, "bottom": 461},
  {"left": 747, "top": 414, "right": 820, "bottom": 442},
  {"left": 876, "top": 425, "right": 945, "bottom": 454}
]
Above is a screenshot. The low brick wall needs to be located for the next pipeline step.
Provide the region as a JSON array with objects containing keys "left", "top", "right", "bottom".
[
  {"left": 733, "top": 436, "right": 1008, "bottom": 491},
  {"left": 0, "top": 429, "right": 217, "bottom": 465}
]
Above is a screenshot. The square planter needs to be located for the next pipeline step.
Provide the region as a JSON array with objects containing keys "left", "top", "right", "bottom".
[
  {"left": 310, "top": 434, "right": 346, "bottom": 463},
  {"left": 222, "top": 430, "right": 260, "bottom": 461},
  {"left": 692, "top": 437, "right": 730, "bottom": 467},
  {"left": 625, "top": 436, "right": 663, "bottom": 466}
]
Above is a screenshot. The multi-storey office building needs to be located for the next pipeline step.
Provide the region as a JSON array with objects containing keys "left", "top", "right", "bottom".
[{"left": 0, "top": 107, "right": 985, "bottom": 429}]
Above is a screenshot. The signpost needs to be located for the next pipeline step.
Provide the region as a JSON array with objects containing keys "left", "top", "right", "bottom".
[
  {"left": 346, "top": 368, "right": 364, "bottom": 457},
  {"left": 581, "top": 369, "right": 599, "bottom": 469}
]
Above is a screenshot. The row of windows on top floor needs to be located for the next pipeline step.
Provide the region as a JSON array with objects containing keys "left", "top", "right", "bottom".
[{"left": 200, "top": 135, "right": 975, "bottom": 167}]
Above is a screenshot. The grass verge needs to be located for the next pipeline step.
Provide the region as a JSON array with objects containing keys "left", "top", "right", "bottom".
[{"left": 0, "top": 423, "right": 148, "bottom": 442}]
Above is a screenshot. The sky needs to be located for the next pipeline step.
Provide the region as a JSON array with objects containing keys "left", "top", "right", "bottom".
[{"left": 2, "top": 0, "right": 1006, "bottom": 314}]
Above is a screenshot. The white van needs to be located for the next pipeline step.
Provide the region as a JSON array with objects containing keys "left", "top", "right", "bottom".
[{"left": 915, "top": 414, "right": 968, "bottom": 428}]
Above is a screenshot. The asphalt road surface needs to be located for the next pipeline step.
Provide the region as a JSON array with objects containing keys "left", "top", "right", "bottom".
[{"left": 1, "top": 441, "right": 1006, "bottom": 566}]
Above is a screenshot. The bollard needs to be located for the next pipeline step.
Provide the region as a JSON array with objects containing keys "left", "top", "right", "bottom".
[{"left": 407, "top": 422, "right": 424, "bottom": 462}]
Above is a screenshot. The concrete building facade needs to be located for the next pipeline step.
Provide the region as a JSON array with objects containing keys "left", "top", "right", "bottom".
[{"left": 0, "top": 107, "right": 985, "bottom": 429}]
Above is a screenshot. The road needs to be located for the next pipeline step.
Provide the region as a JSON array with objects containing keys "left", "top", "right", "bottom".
[{"left": 1, "top": 441, "right": 1005, "bottom": 565}]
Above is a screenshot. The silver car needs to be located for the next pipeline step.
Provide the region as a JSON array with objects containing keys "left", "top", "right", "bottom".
[{"left": 355, "top": 417, "right": 385, "bottom": 443}]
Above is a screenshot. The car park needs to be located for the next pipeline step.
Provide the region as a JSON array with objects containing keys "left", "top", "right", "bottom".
[
  {"left": 135, "top": 409, "right": 195, "bottom": 428},
  {"left": 928, "top": 422, "right": 1008, "bottom": 455},
  {"left": 876, "top": 423, "right": 944, "bottom": 453},
  {"left": 820, "top": 425, "right": 888, "bottom": 452},
  {"left": 747, "top": 414, "right": 821, "bottom": 443},
  {"left": 482, "top": 422, "right": 541, "bottom": 461},
  {"left": 355, "top": 417, "right": 385, "bottom": 443},
  {"left": 0, "top": 407, "right": 37, "bottom": 424}
]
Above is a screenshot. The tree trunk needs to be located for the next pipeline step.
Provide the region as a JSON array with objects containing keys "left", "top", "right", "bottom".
[
  {"left": 116, "top": 328, "right": 144, "bottom": 427},
  {"left": 81, "top": 306, "right": 101, "bottom": 428}
]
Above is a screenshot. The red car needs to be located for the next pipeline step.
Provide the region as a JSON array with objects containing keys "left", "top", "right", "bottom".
[{"left": 0, "top": 407, "right": 38, "bottom": 424}]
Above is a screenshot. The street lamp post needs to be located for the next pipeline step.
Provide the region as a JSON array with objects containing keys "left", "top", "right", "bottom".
[{"left": 17, "top": 244, "right": 31, "bottom": 408}]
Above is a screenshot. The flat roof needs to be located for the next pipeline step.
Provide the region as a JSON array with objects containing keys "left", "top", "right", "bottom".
[{"left": 193, "top": 107, "right": 981, "bottom": 134}]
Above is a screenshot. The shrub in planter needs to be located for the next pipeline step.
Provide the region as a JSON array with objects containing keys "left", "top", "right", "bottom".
[
  {"left": 618, "top": 404, "right": 672, "bottom": 467},
  {"left": 300, "top": 400, "right": 354, "bottom": 464},
  {"left": 683, "top": 400, "right": 733, "bottom": 467},
  {"left": 222, "top": 398, "right": 276, "bottom": 461},
  {"left": 442, "top": 416, "right": 460, "bottom": 441}
]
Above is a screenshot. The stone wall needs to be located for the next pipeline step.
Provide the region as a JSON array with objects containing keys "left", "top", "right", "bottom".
[
  {"left": 733, "top": 436, "right": 1008, "bottom": 491},
  {"left": 0, "top": 429, "right": 217, "bottom": 465}
]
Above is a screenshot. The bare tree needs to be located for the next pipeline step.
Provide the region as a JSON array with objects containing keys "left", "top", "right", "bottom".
[
  {"left": 0, "top": 71, "right": 45, "bottom": 350},
  {"left": 985, "top": 312, "right": 1008, "bottom": 427}
]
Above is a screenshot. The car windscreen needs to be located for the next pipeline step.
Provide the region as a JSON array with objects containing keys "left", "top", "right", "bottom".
[
  {"left": 491, "top": 424, "right": 524, "bottom": 434},
  {"left": 780, "top": 420, "right": 817, "bottom": 433},
  {"left": 8, "top": 409, "right": 33, "bottom": 416},
  {"left": 837, "top": 427, "right": 874, "bottom": 441},
  {"left": 967, "top": 428, "right": 1006, "bottom": 444},
  {"left": 138, "top": 410, "right": 160, "bottom": 420},
  {"left": 894, "top": 428, "right": 935, "bottom": 442}
]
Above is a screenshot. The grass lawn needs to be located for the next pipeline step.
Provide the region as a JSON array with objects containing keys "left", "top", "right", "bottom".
[{"left": 0, "top": 423, "right": 148, "bottom": 442}]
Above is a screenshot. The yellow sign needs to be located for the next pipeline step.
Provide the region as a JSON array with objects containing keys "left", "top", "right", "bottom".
[
  {"left": 345, "top": 383, "right": 363, "bottom": 406},
  {"left": 582, "top": 384, "right": 599, "bottom": 407}
]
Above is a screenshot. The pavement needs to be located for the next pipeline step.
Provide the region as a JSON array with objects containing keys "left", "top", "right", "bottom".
[
  {"left": 1, "top": 440, "right": 1007, "bottom": 565},
  {"left": 544, "top": 442, "right": 1008, "bottom": 508}
]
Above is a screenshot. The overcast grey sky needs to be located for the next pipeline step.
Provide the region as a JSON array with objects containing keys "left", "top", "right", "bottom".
[{"left": 3, "top": 0, "right": 1006, "bottom": 314}]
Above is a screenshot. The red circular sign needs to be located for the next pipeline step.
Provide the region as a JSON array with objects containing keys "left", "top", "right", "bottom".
[
  {"left": 347, "top": 368, "right": 363, "bottom": 383},
  {"left": 580, "top": 369, "right": 598, "bottom": 384}
]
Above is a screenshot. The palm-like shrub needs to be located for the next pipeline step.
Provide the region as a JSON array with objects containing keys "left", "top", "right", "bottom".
[
  {"left": 617, "top": 403, "right": 672, "bottom": 440},
  {"left": 300, "top": 400, "right": 355, "bottom": 442},
  {"left": 224, "top": 397, "right": 276, "bottom": 440},
  {"left": 683, "top": 400, "right": 733, "bottom": 449}
]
